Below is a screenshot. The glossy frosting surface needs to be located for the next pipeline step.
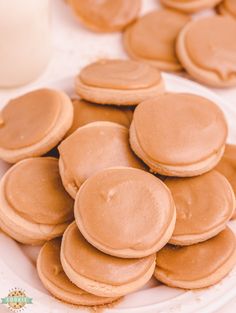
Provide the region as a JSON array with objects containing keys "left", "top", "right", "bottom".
[
  {"left": 185, "top": 17, "right": 236, "bottom": 81},
  {"left": 156, "top": 228, "right": 236, "bottom": 281},
  {"left": 63, "top": 222, "right": 155, "bottom": 286},
  {"left": 0, "top": 89, "right": 61, "bottom": 149},
  {"left": 126, "top": 10, "right": 190, "bottom": 64},
  {"left": 5, "top": 158, "right": 74, "bottom": 224},
  {"left": 79, "top": 60, "right": 161, "bottom": 90},
  {"left": 75, "top": 168, "right": 174, "bottom": 251},
  {"left": 165, "top": 170, "right": 234, "bottom": 236},
  {"left": 133, "top": 93, "right": 227, "bottom": 165}
]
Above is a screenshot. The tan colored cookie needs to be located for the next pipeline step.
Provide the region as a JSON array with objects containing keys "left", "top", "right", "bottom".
[
  {"left": 58, "top": 121, "right": 145, "bottom": 199},
  {"left": 74, "top": 167, "right": 176, "bottom": 258},
  {"left": 165, "top": 170, "right": 235, "bottom": 245},
  {"left": 160, "top": 0, "right": 222, "bottom": 13},
  {"left": 37, "top": 238, "right": 119, "bottom": 305},
  {"left": 155, "top": 227, "right": 236, "bottom": 289},
  {"left": 68, "top": 0, "right": 141, "bottom": 32},
  {"left": 61, "top": 222, "right": 156, "bottom": 297},
  {"left": 0, "top": 89, "right": 73, "bottom": 163},
  {"left": 176, "top": 16, "right": 236, "bottom": 87},
  {"left": 123, "top": 9, "right": 190, "bottom": 71},
  {"left": 216, "top": 144, "right": 236, "bottom": 219},
  {"left": 75, "top": 59, "right": 164, "bottom": 106},
  {"left": 130, "top": 93, "right": 227, "bottom": 176},
  {"left": 66, "top": 99, "right": 133, "bottom": 136},
  {"left": 217, "top": 0, "right": 236, "bottom": 19},
  {"left": 0, "top": 157, "right": 74, "bottom": 245}
]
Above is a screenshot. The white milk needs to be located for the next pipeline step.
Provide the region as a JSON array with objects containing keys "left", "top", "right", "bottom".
[{"left": 0, "top": 0, "right": 51, "bottom": 87}]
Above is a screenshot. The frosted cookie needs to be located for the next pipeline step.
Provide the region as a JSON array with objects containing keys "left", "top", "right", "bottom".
[
  {"left": 130, "top": 93, "right": 227, "bottom": 176},
  {"left": 66, "top": 99, "right": 133, "bottom": 136},
  {"left": 59, "top": 121, "right": 145, "bottom": 198},
  {"left": 61, "top": 222, "right": 156, "bottom": 297},
  {"left": 68, "top": 0, "right": 141, "bottom": 32},
  {"left": 37, "top": 238, "right": 118, "bottom": 305},
  {"left": 155, "top": 227, "right": 236, "bottom": 289},
  {"left": 217, "top": 0, "right": 236, "bottom": 19},
  {"left": 74, "top": 167, "right": 176, "bottom": 258},
  {"left": 0, "top": 89, "right": 73, "bottom": 163},
  {"left": 75, "top": 59, "right": 164, "bottom": 106},
  {"left": 160, "top": 0, "right": 222, "bottom": 13},
  {"left": 123, "top": 9, "right": 190, "bottom": 71},
  {"left": 165, "top": 170, "right": 235, "bottom": 246},
  {"left": 0, "top": 157, "right": 74, "bottom": 245},
  {"left": 177, "top": 16, "right": 236, "bottom": 87},
  {"left": 216, "top": 144, "right": 236, "bottom": 219}
]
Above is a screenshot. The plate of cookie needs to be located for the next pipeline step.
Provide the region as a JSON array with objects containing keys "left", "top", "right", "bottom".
[{"left": 0, "top": 65, "right": 236, "bottom": 313}]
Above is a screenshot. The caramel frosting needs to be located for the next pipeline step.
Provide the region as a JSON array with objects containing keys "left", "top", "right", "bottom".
[
  {"left": 218, "top": 0, "right": 236, "bottom": 18},
  {"left": 58, "top": 122, "right": 145, "bottom": 198},
  {"left": 124, "top": 10, "right": 190, "bottom": 70},
  {"left": 68, "top": 0, "right": 141, "bottom": 32},
  {"left": 184, "top": 16, "right": 236, "bottom": 82},
  {"left": 0, "top": 89, "right": 62, "bottom": 150},
  {"left": 165, "top": 170, "right": 235, "bottom": 244},
  {"left": 156, "top": 227, "right": 236, "bottom": 282},
  {"left": 75, "top": 167, "right": 176, "bottom": 257},
  {"left": 4, "top": 158, "right": 73, "bottom": 224},
  {"left": 132, "top": 93, "right": 227, "bottom": 166},
  {"left": 79, "top": 60, "right": 161, "bottom": 90},
  {"left": 66, "top": 99, "right": 133, "bottom": 136},
  {"left": 216, "top": 144, "right": 236, "bottom": 195},
  {"left": 160, "top": 0, "right": 222, "bottom": 12},
  {"left": 62, "top": 222, "right": 155, "bottom": 286},
  {"left": 37, "top": 238, "right": 117, "bottom": 305}
]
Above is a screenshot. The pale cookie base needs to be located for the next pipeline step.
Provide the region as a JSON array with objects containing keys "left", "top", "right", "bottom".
[
  {"left": 0, "top": 91, "right": 73, "bottom": 163},
  {"left": 0, "top": 171, "right": 70, "bottom": 245},
  {"left": 176, "top": 22, "right": 236, "bottom": 87},
  {"left": 170, "top": 182, "right": 235, "bottom": 245},
  {"left": 161, "top": 0, "right": 222, "bottom": 13},
  {"left": 61, "top": 246, "right": 156, "bottom": 297},
  {"left": 59, "top": 121, "right": 137, "bottom": 199},
  {"left": 75, "top": 76, "right": 165, "bottom": 106},
  {"left": 123, "top": 27, "right": 183, "bottom": 72},
  {"left": 129, "top": 121, "right": 225, "bottom": 177},
  {"left": 74, "top": 166, "right": 176, "bottom": 258},
  {"left": 37, "top": 251, "right": 118, "bottom": 306},
  {"left": 154, "top": 242, "right": 236, "bottom": 289}
]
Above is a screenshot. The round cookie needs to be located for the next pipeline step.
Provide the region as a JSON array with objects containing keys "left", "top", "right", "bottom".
[
  {"left": 0, "top": 89, "right": 73, "bottom": 163},
  {"left": 37, "top": 238, "right": 118, "bottom": 305},
  {"left": 176, "top": 16, "right": 236, "bottom": 87},
  {"left": 68, "top": 0, "right": 141, "bottom": 32},
  {"left": 61, "top": 222, "right": 156, "bottom": 297},
  {"left": 160, "top": 0, "right": 222, "bottom": 13},
  {"left": 66, "top": 98, "right": 133, "bottom": 136},
  {"left": 58, "top": 121, "right": 145, "bottom": 198},
  {"left": 0, "top": 157, "right": 74, "bottom": 245},
  {"left": 217, "top": 0, "right": 236, "bottom": 19},
  {"left": 123, "top": 9, "right": 190, "bottom": 71},
  {"left": 74, "top": 167, "right": 176, "bottom": 258},
  {"left": 216, "top": 144, "right": 236, "bottom": 219},
  {"left": 165, "top": 170, "right": 235, "bottom": 246},
  {"left": 130, "top": 93, "right": 228, "bottom": 176},
  {"left": 75, "top": 59, "right": 164, "bottom": 106},
  {"left": 155, "top": 227, "right": 236, "bottom": 289}
]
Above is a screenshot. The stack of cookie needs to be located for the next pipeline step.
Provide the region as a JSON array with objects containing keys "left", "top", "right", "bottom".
[{"left": 0, "top": 59, "right": 236, "bottom": 307}]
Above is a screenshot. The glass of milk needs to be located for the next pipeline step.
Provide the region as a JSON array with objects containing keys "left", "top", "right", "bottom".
[{"left": 0, "top": 0, "right": 51, "bottom": 88}]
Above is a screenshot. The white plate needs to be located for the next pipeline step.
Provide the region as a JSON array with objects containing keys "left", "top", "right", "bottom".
[{"left": 0, "top": 74, "right": 236, "bottom": 313}]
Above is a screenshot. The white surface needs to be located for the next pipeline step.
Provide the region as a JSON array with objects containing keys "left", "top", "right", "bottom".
[
  {"left": 1, "top": 75, "right": 236, "bottom": 313},
  {"left": 0, "top": 1, "right": 236, "bottom": 312}
]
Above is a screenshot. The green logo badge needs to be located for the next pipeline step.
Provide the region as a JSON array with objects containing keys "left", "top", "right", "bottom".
[{"left": 1, "top": 288, "right": 33, "bottom": 312}]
